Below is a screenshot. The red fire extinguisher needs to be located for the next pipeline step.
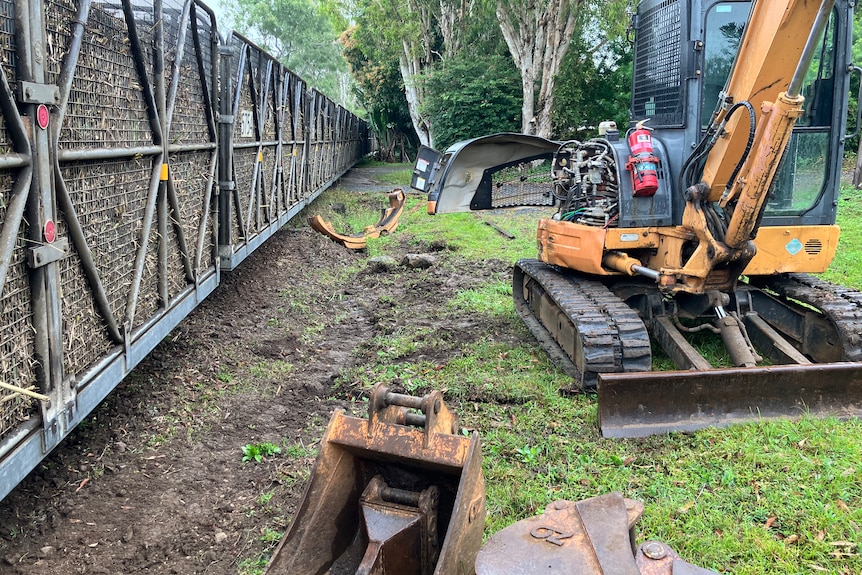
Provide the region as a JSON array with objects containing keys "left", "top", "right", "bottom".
[{"left": 626, "top": 120, "right": 659, "bottom": 197}]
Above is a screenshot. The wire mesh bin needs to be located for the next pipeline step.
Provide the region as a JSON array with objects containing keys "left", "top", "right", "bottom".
[{"left": 0, "top": 0, "right": 370, "bottom": 502}]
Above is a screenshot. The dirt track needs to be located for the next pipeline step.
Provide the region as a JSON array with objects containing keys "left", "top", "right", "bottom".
[{"left": 0, "top": 167, "right": 514, "bottom": 574}]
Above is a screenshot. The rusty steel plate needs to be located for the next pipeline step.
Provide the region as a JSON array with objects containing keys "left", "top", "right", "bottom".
[
  {"left": 475, "top": 493, "right": 643, "bottom": 575},
  {"left": 599, "top": 362, "right": 862, "bottom": 438}
]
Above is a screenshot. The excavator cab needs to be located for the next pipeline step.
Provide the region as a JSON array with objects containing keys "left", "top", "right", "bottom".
[{"left": 412, "top": 0, "right": 862, "bottom": 437}]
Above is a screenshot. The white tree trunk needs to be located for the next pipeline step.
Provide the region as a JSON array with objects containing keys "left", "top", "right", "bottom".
[
  {"left": 497, "top": 0, "right": 580, "bottom": 138},
  {"left": 439, "top": 0, "right": 473, "bottom": 57},
  {"left": 399, "top": 46, "right": 434, "bottom": 148}
]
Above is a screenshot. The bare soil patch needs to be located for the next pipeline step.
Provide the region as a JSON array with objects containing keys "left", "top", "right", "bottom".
[{"left": 0, "top": 169, "right": 514, "bottom": 574}]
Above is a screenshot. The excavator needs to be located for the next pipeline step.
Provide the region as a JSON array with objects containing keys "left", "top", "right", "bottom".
[
  {"left": 411, "top": 0, "right": 862, "bottom": 437},
  {"left": 266, "top": 3, "right": 861, "bottom": 572}
]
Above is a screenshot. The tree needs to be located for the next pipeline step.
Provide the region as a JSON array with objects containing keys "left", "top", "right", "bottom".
[
  {"left": 351, "top": 0, "right": 482, "bottom": 148},
  {"left": 341, "top": 26, "right": 417, "bottom": 160},
  {"left": 496, "top": 0, "right": 628, "bottom": 138},
  {"left": 495, "top": 0, "right": 578, "bottom": 137},
  {"left": 351, "top": 0, "right": 436, "bottom": 147},
  {"left": 221, "top": 0, "right": 351, "bottom": 104},
  {"left": 552, "top": 37, "right": 631, "bottom": 140}
]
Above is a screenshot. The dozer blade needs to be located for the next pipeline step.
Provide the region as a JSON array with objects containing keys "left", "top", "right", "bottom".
[
  {"left": 263, "top": 383, "right": 486, "bottom": 575},
  {"left": 598, "top": 362, "right": 862, "bottom": 438}
]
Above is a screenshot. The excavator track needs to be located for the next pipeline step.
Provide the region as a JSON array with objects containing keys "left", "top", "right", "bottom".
[
  {"left": 512, "top": 259, "right": 651, "bottom": 389},
  {"left": 756, "top": 273, "right": 862, "bottom": 361}
]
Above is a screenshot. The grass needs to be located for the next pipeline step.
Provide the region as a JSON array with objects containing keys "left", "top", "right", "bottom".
[
  {"left": 368, "top": 199, "right": 544, "bottom": 261},
  {"left": 294, "top": 168, "right": 862, "bottom": 573},
  {"left": 375, "top": 167, "right": 413, "bottom": 185},
  {"left": 821, "top": 185, "right": 862, "bottom": 287},
  {"left": 448, "top": 281, "right": 516, "bottom": 318}
]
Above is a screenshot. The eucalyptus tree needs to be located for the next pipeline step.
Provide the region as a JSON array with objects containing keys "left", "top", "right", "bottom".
[
  {"left": 496, "top": 0, "right": 628, "bottom": 138},
  {"left": 221, "top": 0, "right": 350, "bottom": 103},
  {"left": 351, "top": 0, "right": 479, "bottom": 148}
]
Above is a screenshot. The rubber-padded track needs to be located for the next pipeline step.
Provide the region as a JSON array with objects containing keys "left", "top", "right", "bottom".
[
  {"left": 763, "top": 273, "right": 862, "bottom": 361},
  {"left": 513, "top": 259, "right": 651, "bottom": 389}
]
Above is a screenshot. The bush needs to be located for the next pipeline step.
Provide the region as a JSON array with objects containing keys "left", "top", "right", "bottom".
[
  {"left": 552, "top": 39, "right": 632, "bottom": 140},
  {"left": 423, "top": 54, "right": 522, "bottom": 151}
]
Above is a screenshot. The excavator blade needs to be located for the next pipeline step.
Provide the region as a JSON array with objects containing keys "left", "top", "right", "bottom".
[{"left": 598, "top": 362, "right": 862, "bottom": 438}]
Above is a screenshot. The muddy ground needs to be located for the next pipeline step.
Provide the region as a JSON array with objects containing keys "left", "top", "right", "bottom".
[{"left": 0, "top": 167, "right": 517, "bottom": 574}]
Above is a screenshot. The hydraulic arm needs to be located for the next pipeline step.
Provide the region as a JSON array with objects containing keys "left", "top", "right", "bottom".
[{"left": 663, "top": 0, "right": 837, "bottom": 294}]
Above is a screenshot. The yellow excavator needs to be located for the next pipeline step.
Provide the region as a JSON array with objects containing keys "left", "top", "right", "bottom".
[
  {"left": 412, "top": 0, "right": 862, "bottom": 437},
  {"left": 267, "top": 3, "right": 860, "bottom": 572}
]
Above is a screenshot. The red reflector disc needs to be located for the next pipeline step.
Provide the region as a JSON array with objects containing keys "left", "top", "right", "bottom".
[
  {"left": 44, "top": 220, "right": 56, "bottom": 243},
  {"left": 37, "top": 105, "right": 49, "bottom": 130}
]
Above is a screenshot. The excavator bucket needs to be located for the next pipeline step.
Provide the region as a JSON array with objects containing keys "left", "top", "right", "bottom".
[
  {"left": 598, "top": 362, "right": 862, "bottom": 438},
  {"left": 263, "top": 383, "right": 486, "bottom": 575}
]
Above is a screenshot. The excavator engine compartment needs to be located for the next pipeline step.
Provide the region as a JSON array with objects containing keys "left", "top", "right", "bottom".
[{"left": 548, "top": 132, "right": 673, "bottom": 230}]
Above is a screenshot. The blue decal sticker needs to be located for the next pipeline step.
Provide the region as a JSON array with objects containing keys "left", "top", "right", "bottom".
[{"left": 785, "top": 239, "right": 803, "bottom": 255}]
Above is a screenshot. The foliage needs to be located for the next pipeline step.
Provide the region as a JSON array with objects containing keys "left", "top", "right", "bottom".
[
  {"left": 345, "top": 0, "right": 517, "bottom": 151},
  {"left": 348, "top": 0, "right": 445, "bottom": 147},
  {"left": 552, "top": 36, "right": 632, "bottom": 139},
  {"left": 495, "top": 0, "right": 630, "bottom": 137},
  {"left": 422, "top": 53, "right": 522, "bottom": 150},
  {"left": 220, "top": 0, "right": 350, "bottom": 104},
  {"left": 340, "top": 26, "right": 418, "bottom": 160},
  {"left": 242, "top": 442, "right": 282, "bottom": 463}
]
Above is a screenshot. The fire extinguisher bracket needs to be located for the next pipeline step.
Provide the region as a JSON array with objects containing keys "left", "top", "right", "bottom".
[{"left": 626, "top": 124, "right": 660, "bottom": 198}]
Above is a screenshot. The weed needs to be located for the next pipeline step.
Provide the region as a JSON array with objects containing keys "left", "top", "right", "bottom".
[
  {"left": 515, "top": 444, "right": 542, "bottom": 465},
  {"left": 242, "top": 442, "right": 282, "bottom": 463},
  {"left": 259, "top": 526, "right": 282, "bottom": 543},
  {"left": 238, "top": 556, "right": 269, "bottom": 575},
  {"left": 257, "top": 490, "right": 275, "bottom": 506}
]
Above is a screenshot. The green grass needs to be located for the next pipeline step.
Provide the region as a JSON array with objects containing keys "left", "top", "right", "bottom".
[
  {"left": 448, "top": 281, "right": 516, "bottom": 318},
  {"left": 375, "top": 167, "right": 413, "bottom": 185},
  {"left": 367, "top": 198, "right": 543, "bottom": 260},
  {"left": 473, "top": 374, "right": 862, "bottom": 574},
  {"left": 301, "top": 176, "right": 862, "bottom": 574},
  {"left": 821, "top": 184, "right": 862, "bottom": 288}
]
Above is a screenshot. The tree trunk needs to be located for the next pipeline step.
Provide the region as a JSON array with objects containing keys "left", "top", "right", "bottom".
[
  {"left": 534, "top": 0, "right": 578, "bottom": 138},
  {"left": 496, "top": 0, "right": 581, "bottom": 138},
  {"left": 399, "top": 46, "right": 433, "bottom": 148},
  {"left": 439, "top": 0, "right": 473, "bottom": 56},
  {"left": 497, "top": 2, "right": 536, "bottom": 134}
]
